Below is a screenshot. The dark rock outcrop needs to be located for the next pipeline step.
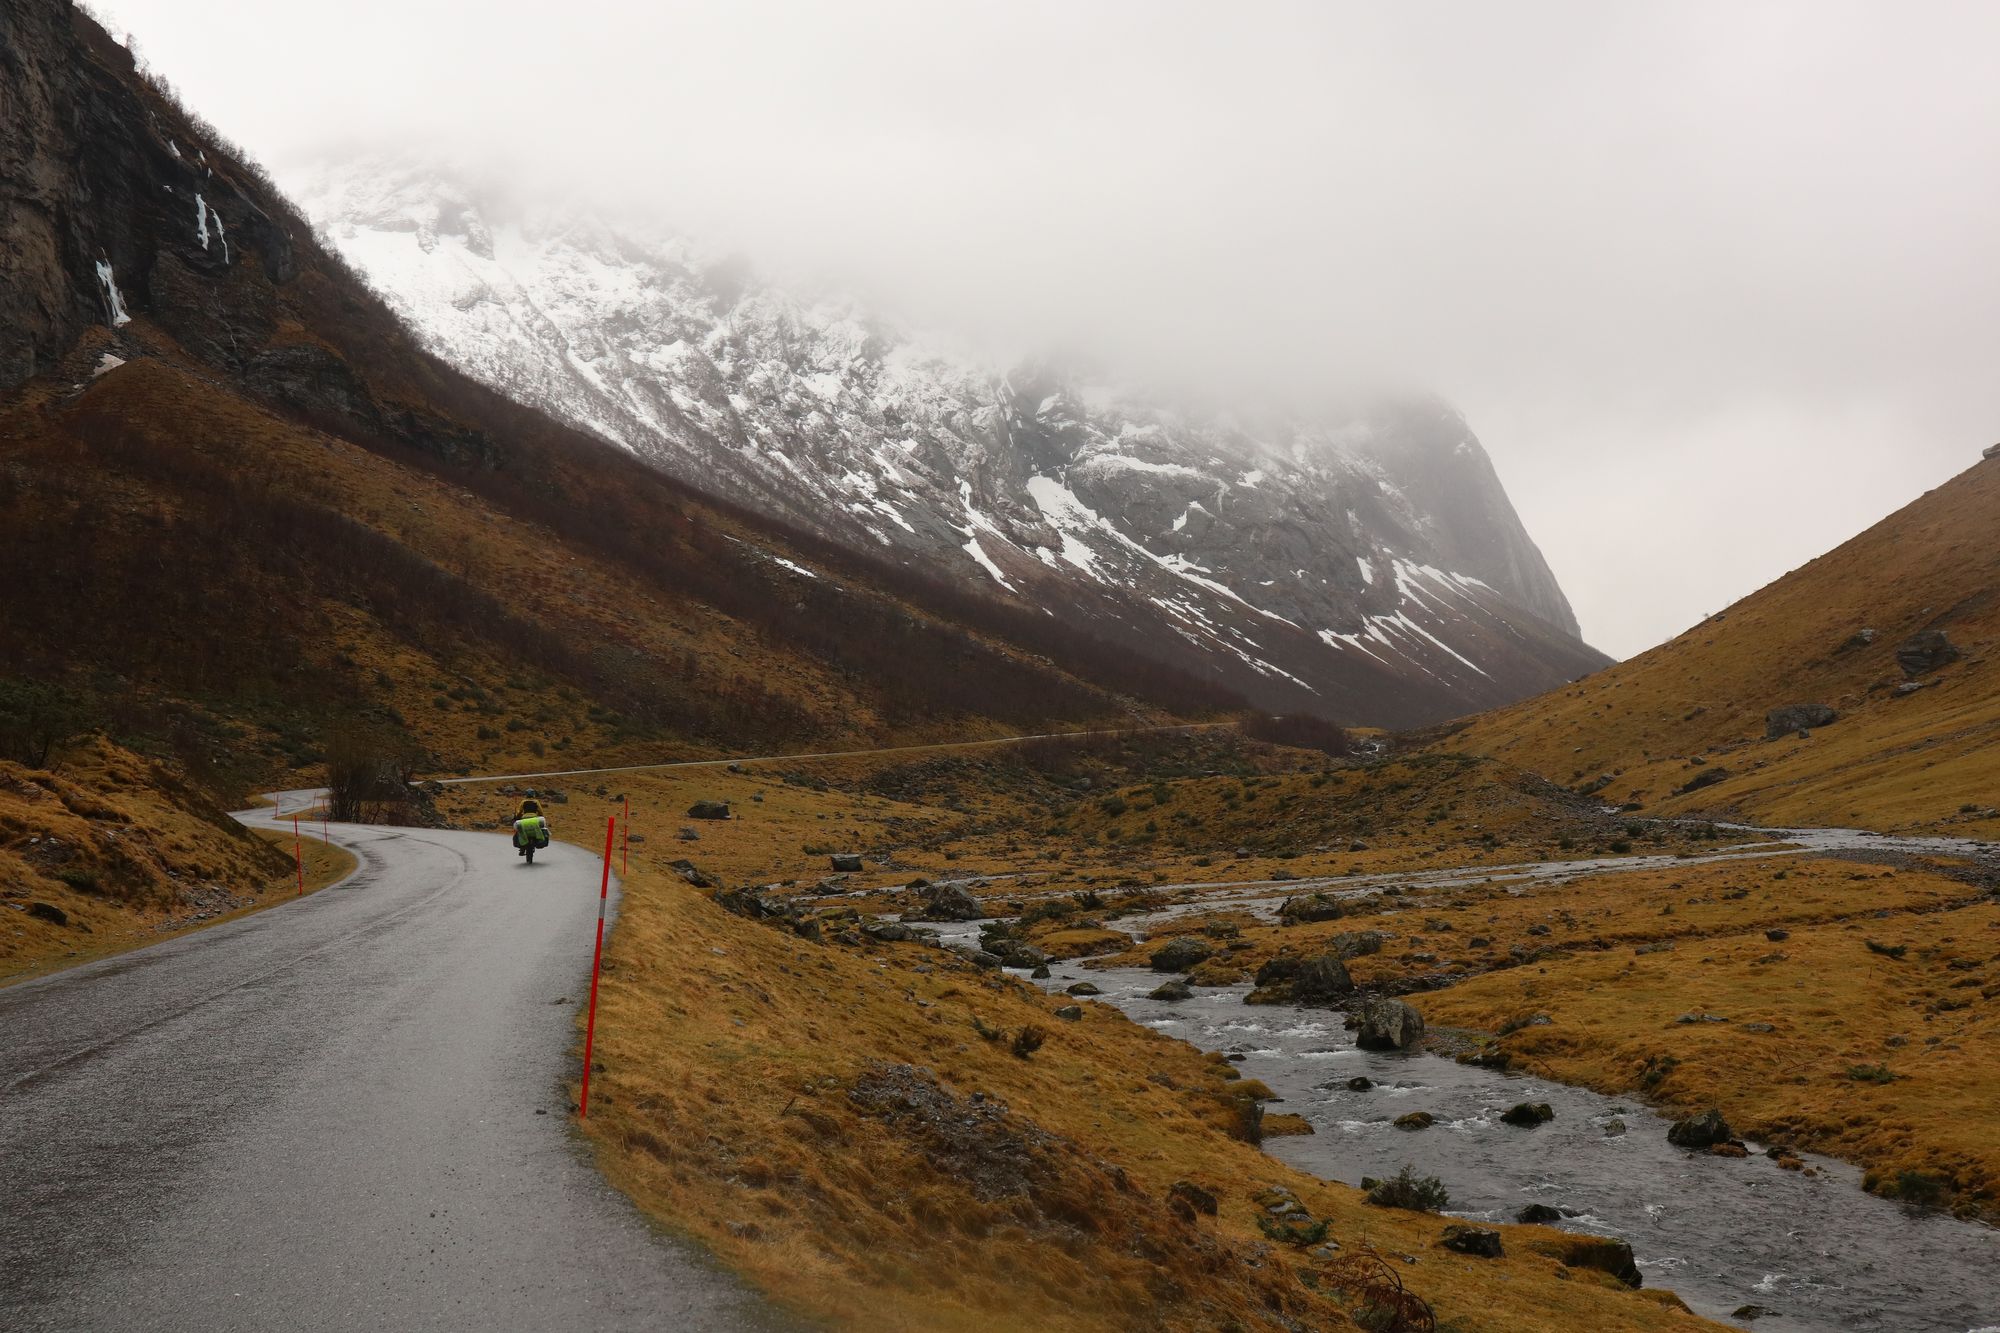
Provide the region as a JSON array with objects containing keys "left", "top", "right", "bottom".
[
  {"left": 1765, "top": 703, "right": 1836, "bottom": 738},
  {"left": 1291, "top": 956, "right": 1356, "bottom": 1004},
  {"left": 1355, "top": 998, "right": 1425, "bottom": 1051},
  {"left": 910, "top": 883, "right": 983, "bottom": 922},
  {"left": 1897, "top": 630, "right": 1961, "bottom": 677},
  {"left": 686, "top": 800, "right": 731, "bottom": 820},
  {"left": 1439, "top": 1225, "right": 1504, "bottom": 1258},
  {"left": 1676, "top": 767, "right": 1732, "bottom": 796},
  {"left": 1148, "top": 937, "right": 1214, "bottom": 973},
  {"left": 1667, "top": 1107, "right": 1733, "bottom": 1149}
]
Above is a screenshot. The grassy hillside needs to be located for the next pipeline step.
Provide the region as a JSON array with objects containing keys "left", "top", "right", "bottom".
[
  {"left": 1443, "top": 455, "right": 2000, "bottom": 830},
  {"left": 0, "top": 1, "right": 1241, "bottom": 975}
]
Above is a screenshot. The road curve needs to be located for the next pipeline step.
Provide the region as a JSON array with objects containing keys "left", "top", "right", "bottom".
[{"left": 0, "top": 800, "right": 787, "bottom": 1332}]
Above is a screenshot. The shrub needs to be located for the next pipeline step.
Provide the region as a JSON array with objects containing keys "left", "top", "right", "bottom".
[
  {"left": 1865, "top": 939, "right": 1907, "bottom": 959},
  {"left": 324, "top": 722, "right": 422, "bottom": 824},
  {"left": 1364, "top": 1165, "right": 1449, "bottom": 1213},
  {"left": 1011, "top": 1025, "right": 1048, "bottom": 1059},
  {"left": 56, "top": 867, "right": 102, "bottom": 893},
  {"left": 0, "top": 678, "right": 94, "bottom": 767},
  {"left": 1326, "top": 1245, "right": 1438, "bottom": 1333},
  {"left": 1893, "top": 1170, "right": 1948, "bottom": 1206},
  {"left": 1609, "top": 839, "right": 1633, "bottom": 854},
  {"left": 1098, "top": 795, "right": 1128, "bottom": 817},
  {"left": 1847, "top": 1064, "right": 1897, "bottom": 1084}
]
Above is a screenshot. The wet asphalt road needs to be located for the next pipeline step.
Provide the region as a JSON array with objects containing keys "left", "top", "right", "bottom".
[{"left": 0, "top": 803, "right": 784, "bottom": 1332}]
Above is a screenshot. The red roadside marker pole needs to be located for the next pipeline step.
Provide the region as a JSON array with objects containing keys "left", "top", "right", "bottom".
[
  {"left": 579, "top": 814, "right": 615, "bottom": 1119},
  {"left": 293, "top": 815, "right": 304, "bottom": 896},
  {"left": 620, "top": 794, "right": 629, "bottom": 878}
]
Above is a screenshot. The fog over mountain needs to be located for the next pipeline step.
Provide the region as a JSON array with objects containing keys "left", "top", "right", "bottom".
[{"left": 86, "top": 0, "right": 2000, "bottom": 657}]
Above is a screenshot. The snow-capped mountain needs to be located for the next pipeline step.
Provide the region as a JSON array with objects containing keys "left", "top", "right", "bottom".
[{"left": 290, "top": 160, "right": 1609, "bottom": 725}]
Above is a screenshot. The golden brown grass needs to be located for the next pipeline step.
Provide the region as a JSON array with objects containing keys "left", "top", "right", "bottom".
[
  {"left": 1447, "top": 456, "right": 2000, "bottom": 832},
  {"left": 0, "top": 739, "right": 353, "bottom": 984}
]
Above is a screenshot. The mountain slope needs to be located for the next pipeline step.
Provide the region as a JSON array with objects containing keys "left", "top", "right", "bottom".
[
  {"left": 0, "top": 2, "right": 1247, "bottom": 865},
  {"left": 292, "top": 161, "right": 1610, "bottom": 726},
  {"left": 1445, "top": 452, "right": 2000, "bottom": 830}
]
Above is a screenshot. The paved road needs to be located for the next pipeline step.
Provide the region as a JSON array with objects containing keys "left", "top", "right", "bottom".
[
  {"left": 432, "top": 720, "right": 1227, "bottom": 786},
  {"left": 0, "top": 801, "right": 786, "bottom": 1332}
]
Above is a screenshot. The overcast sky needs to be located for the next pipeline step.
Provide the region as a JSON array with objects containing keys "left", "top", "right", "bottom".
[{"left": 93, "top": 0, "right": 2000, "bottom": 658}]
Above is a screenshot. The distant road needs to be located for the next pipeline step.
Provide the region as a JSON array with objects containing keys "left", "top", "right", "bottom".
[
  {"left": 0, "top": 799, "right": 787, "bottom": 1332},
  {"left": 433, "top": 720, "right": 1230, "bottom": 787}
]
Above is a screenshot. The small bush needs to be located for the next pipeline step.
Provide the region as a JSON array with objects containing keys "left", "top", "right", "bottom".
[
  {"left": 1609, "top": 839, "right": 1633, "bottom": 854},
  {"left": 1098, "top": 795, "right": 1128, "bottom": 817},
  {"left": 1865, "top": 939, "right": 1907, "bottom": 959},
  {"left": 1364, "top": 1165, "right": 1449, "bottom": 1213},
  {"left": 1893, "top": 1170, "right": 1948, "bottom": 1206},
  {"left": 1010, "top": 1025, "right": 1047, "bottom": 1059},
  {"left": 56, "top": 867, "right": 102, "bottom": 893},
  {"left": 1847, "top": 1064, "right": 1897, "bottom": 1084}
]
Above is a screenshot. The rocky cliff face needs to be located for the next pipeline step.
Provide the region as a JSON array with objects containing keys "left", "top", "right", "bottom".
[
  {"left": 0, "top": 4, "right": 324, "bottom": 395},
  {"left": 292, "top": 162, "right": 1608, "bottom": 724}
]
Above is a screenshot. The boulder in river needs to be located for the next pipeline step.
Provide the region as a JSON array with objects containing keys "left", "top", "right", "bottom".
[
  {"left": 1291, "top": 955, "right": 1355, "bottom": 1005},
  {"left": 1065, "top": 981, "right": 1102, "bottom": 996},
  {"left": 1346, "top": 1076, "right": 1374, "bottom": 1091},
  {"left": 1355, "top": 998, "right": 1425, "bottom": 1051},
  {"left": 1277, "top": 894, "right": 1347, "bottom": 925},
  {"left": 1150, "top": 980, "right": 1194, "bottom": 1001},
  {"left": 1394, "top": 1111, "right": 1435, "bottom": 1131},
  {"left": 1149, "top": 937, "right": 1214, "bottom": 973},
  {"left": 1667, "top": 1107, "right": 1733, "bottom": 1149},
  {"left": 1501, "top": 1102, "right": 1555, "bottom": 1127},
  {"left": 1765, "top": 703, "right": 1836, "bottom": 738},
  {"left": 1517, "top": 1203, "right": 1564, "bottom": 1224},
  {"left": 1439, "top": 1225, "right": 1504, "bottom": 1258},
  {"left": 1896, "top": 629, "right": 1961, "bottom": 678},
  {"left": 911, "top": 883, "right": 983, "bottom": 922},
  {"left": 1328, "top": 930, "right": 1386, "bottom": 960}
]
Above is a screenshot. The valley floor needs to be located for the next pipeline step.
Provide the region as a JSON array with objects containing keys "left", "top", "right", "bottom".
[{"left": 428, "top": 731, "right": 1995, "bottom": 1329}]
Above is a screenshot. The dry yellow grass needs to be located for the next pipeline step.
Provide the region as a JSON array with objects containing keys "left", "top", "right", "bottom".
[
  {"left": 1448, "top": 456, "right": 2000, "bottom": 832},
  {"left": 0, "top": 739, "right": 353, "bottom": 983}
]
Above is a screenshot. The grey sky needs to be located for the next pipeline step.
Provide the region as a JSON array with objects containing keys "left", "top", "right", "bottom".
[{"left": 93, "top": 0, "right": 2000, "bottom": 658}]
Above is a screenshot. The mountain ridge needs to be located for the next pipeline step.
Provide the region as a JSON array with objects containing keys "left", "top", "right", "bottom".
[{"left": 292, "top": 158, "right": 1610, "bottom": 726}]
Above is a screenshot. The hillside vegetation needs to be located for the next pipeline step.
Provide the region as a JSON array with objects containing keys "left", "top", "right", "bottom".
[
  {"left": 1445, "top": 455, "right": 2000, "bottom": 830},
  {"left": 1, "top": 0, "right": 1239, "bottom": 973}
]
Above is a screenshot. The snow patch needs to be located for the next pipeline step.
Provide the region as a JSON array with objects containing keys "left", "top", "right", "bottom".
[{"left": 962, "top": 537, "right": 1017, "bottom": 591}]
